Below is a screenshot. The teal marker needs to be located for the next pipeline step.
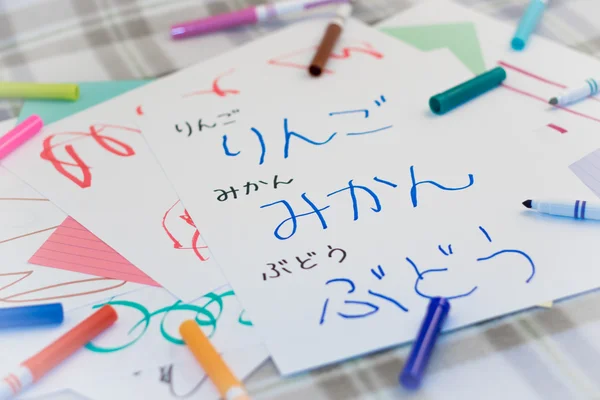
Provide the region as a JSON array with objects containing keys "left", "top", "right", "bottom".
[
  {"left": 511, "top": 0, "right": 548, "bottom": 51},
  {"left": 429, "top": 67, "right": 506, "bottom": 115}
]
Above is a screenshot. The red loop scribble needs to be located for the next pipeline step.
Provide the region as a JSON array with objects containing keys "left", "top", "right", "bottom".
[
  {"left": 40, "top": 124, "right": 141, "bottom": 188},
  {"left": 162, "top": 200, "right": 209, "bottom": 262},
  {"left": 183, "top": 69, "right": 240, "bottom": 98},
  {"left": 268, "top": 41, "right": 384, "bottom": 74}
]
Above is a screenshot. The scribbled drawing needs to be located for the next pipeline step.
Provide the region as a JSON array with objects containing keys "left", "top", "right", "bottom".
[
  {"left": 40, "top": 123, "right": 141, "bottom": 188},
  {"left": 0, "top": 225, "right": 59, "bottom": 245},
  {"left": 85, "top": 288, "right": 251, "bottom": 353},
  {"left": 0, "top": 270, "right": 126, "bottom": 304},
  {"left": 156, "top": 364, "right": 209, "bottom": 399},
  {"left": 135, "top": 70, "right": 240, "bottom": 114},
  {"left": 405, "top": 226, "right": 535, "bottom": 301},
  {"left": 182, "top": 69, "right": 240, "bottom": 98},
  {"left": 162, "top": 200, "right": 210, "bottom": 262},
  {"left": 498, "top": 60, "right": 600, "bottom": 124},
  {"left": 268, "top": 41, "right": 384, "bottom": 74},
  {"left": 546, "top": 123, "right": 567, "bottom": 134}
]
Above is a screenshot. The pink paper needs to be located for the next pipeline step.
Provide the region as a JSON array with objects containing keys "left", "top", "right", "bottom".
[{"left": 29, "top": 217, "right": 159, "bottom": 286}]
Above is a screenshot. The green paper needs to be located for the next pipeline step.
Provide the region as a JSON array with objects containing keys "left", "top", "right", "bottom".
[
  {"left": 17, "top": 80, "right": 151, "bottom": 125},
  {"left": 380, "top": 23, "right": 486, "bottom": 75}
]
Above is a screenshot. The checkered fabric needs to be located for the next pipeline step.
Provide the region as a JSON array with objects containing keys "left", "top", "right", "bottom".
[{"left": 3, "top": 1, "right": 600, "bottom": 399}]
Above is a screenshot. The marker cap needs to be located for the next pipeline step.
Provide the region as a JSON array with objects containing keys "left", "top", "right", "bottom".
[{"left": 0, "top": 303, "right": 63, "bottom": 329}]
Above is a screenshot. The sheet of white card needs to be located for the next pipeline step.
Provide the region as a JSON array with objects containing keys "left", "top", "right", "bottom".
[
  {"left": 0, "top": 119, "right": 142, "bottom": 311},
  {"left": 0, "top": 284, "right": 261, "bottom": 398},
  {"left": 136, "top": 3, "right": 600, "bottom": 376}
]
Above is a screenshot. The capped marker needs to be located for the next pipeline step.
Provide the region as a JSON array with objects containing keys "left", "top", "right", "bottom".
[
  {"left": 0, "top": 82, "right": 79, "bottom": 101},
  {"left": 523, "top": 198, "right": 600, "bottom": 221},
  {"left": 170, "top": 0, "right": 349, "bottom": 40},
  {"left": 429, "top": 67, "right": 506, "bottom": 115},
  {"left": 549, "top": 78, "right": 600, "bottom": 106},
  {"left": 0, "top": 115, "right": 44, "bottom": 161},
  {"left": 180, "top": 320, "right": 251, "bottom": 400},
  {"left": 400, "top": 297, "right": 450, "bottom": 390},
  {"left": 0, "top": 304, "right": 63, "bottom": 330},
  {"left": 511, "top": 0, "right": 548, "bottom": 51},
  {"left": 0, "top": 305, "right": 117, "bottom": 400}
]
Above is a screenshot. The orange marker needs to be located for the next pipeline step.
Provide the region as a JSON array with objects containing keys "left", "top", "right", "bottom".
[
  {"left": 0, "top": 305, "right": 117, "bottom": 400},
  {"left": 180, "top": 320, "right": 250, "bottom": 400}
]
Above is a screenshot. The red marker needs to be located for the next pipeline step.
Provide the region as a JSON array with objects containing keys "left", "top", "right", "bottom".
[{"left": 0, "top": 305, "right": 117, "bottom": 399}]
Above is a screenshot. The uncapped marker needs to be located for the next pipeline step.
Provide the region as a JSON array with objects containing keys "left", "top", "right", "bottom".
[
  {"left": 549, "top": 77, "right": 600, "bottom": 106},
  {"left": 309, "top": 3, "right": 353, "bottom": 77},
  {"left": 523, "top": 198, "right": 600, "bottom": 221}
]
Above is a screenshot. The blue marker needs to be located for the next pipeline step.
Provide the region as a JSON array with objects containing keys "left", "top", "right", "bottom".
[
  {"left": 0, "top": 303, "right": 63, "bottom": 329},
  {"left": 523, "top": 199, "right": 600, "bottom": 221},
  {"left": 400, "top": 297, "right": 450, "bottom": 390},
  {"left": 511, "top": 0, "right": 548, "bottom": 51}
]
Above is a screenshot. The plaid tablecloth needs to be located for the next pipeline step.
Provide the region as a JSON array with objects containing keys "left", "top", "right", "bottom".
[{"left": 3, "top": 1, "right": 600, "bottom": 399}]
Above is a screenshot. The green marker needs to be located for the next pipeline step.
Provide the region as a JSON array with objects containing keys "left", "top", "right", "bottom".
[
  {"left": 429, "top": 67, "right": 506, "bottom": 115},
  {"left": 0, "top": 82, "right": 79, "bottom": 101}
]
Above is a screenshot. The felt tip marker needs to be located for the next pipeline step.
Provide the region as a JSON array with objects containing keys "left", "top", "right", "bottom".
[
  {"left": 171, "top": 0, "right": 350, "bottom": 40},
  {"left": 549, "top": 78, "right": 600, "bottom": 106},
  {"left": 523, "top": 199, "right": 600, "bottom": 221}
]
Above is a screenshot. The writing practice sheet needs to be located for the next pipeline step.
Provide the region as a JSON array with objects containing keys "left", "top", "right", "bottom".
[
  {"left": 0, "top": 284, "right": 261, "bottom": 398},
  {"left": 0, "top": 17, "right": 409, "bottom": 301},
  {"left": 136, "top": 4, "right": 600, "bottom": 375}
]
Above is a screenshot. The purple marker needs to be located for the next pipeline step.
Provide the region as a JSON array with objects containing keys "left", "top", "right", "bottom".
[{"left": 171, "top": 0, "right": 350, "bottom": 40}]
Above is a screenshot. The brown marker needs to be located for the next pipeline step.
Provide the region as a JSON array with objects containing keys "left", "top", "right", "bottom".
[{"left": 309, "top": 3, "right": 353, "bottom": 77}]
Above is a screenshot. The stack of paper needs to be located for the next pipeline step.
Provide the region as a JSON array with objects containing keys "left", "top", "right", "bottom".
[{"left": 3, "top": 0, "right": 600, "bottom": 397}]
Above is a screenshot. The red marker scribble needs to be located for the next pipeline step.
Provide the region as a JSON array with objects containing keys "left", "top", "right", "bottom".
[
  {"left": 40, "top": 124, "right": 141, "bottom": 188},
  {"left": 268, "top": 41, "right": 384, "bottom": 74},
  {"left": 498, "top": 60, "right": 600, "bottom": 124},
  {"left": 162, "top": 200, "right": 209, "bottom": 262},
  {"left": 183, "top": 69, "right": 240, "bottom": 98},
  {"left": 547, "top": 123, "right": 568, "bottom": 134},
  {"left": 136, "top": 106, "right": 144, "bottom": 116}
]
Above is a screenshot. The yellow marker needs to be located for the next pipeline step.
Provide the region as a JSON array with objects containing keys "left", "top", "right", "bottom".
[
  {"left": 180, "top": 320, "right": 251, "bottom": 400},
  {"left": 0, "top": 82, "right": 79, "bottom": 101}
]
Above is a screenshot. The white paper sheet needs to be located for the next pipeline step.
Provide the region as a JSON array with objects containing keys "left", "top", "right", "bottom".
[
  {"left": 135, "top": 4, "right": 600, "bottom": 375},
  {"left": 0, "top": 284, "right": 261, "bottom": 398},
  {"left": 0, "top": 119, "right": 142, "bottom": 311}
]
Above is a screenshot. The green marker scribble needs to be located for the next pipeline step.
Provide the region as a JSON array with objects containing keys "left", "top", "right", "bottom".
[
  {"left": 238, "top": 310, "right": 253, "bottom": 326},
  {"left": 85, "top": 289, "right": 249, "bottom": 354},
  {"left": 85, "top": 300, "right": 151, "bottom": 353}
]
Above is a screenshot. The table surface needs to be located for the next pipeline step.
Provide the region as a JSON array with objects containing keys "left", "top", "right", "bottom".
[{"left": 3, "top": 0, "right": 600, "bottom": 399}]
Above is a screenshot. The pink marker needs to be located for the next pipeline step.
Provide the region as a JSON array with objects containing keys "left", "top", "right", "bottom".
[
  {"left": 0, "top": 115, "right": 43, "bottom": 160},
  {"left": 171, "top": 0, "right": 350, "bottom": 40}
]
